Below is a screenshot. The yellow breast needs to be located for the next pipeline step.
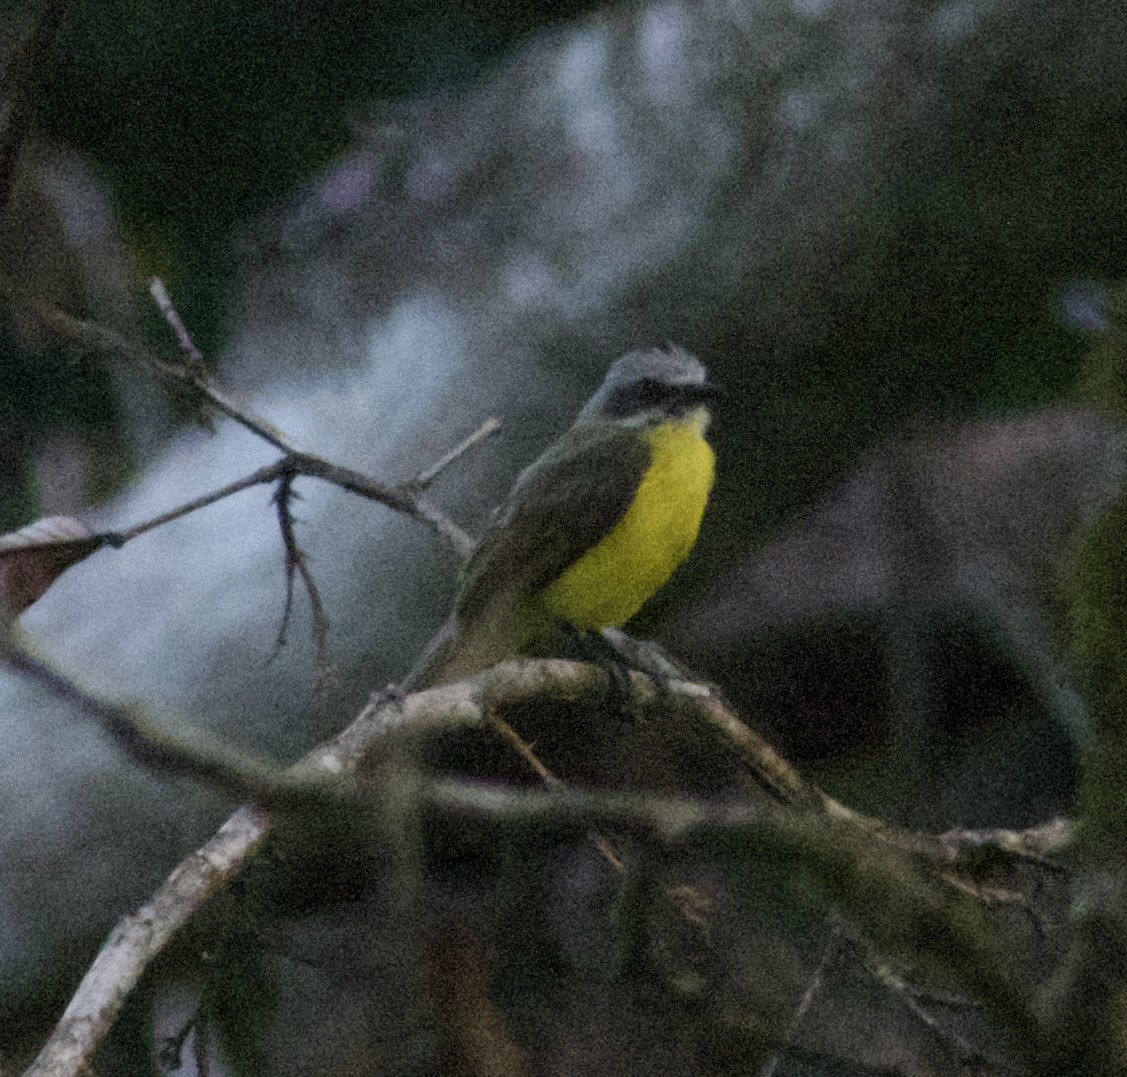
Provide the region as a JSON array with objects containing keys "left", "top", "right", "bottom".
[{"left": 542, "top": 412, "right": 715, "bottom": 631}]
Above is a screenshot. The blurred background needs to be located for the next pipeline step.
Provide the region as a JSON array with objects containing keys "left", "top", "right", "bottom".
[{"left": 2, "top": 0, "right": 1125, "bottom": 1072}]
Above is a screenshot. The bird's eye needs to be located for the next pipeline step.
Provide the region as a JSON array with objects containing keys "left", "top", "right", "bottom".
[
  {"left": 635, "top": 379, "right": 668, "bottom": 407},
  {"left": 604, "top": 376, "right": 662, "bottom": 414},
  {"left": 602, "top": 378, "right": 675, "bottom": 417}
]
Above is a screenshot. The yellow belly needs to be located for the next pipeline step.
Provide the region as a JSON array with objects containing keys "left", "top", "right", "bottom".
[{"left": 542, "top": 415, "right": 714, "bottom": 631}]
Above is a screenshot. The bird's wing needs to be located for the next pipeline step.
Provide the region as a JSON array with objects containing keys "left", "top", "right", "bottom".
[{"left": 457, "top": 422, "right": 650, "bottom": 621}]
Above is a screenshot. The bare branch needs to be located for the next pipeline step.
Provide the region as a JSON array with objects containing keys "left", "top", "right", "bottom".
[
  {"left": 148, "top": 277, "right": 206, "bottom": 370},
  {"left": 22, "top": 804, "right": 271, "bottom": 1077},
  {"left": 0, "top": 444, "right": 478, "bottom": 680},
  {"left": 111, "top": 460, "right": 288, "bottom": 544},
  {"left": 756, "top": 926, "right": 841, "bottom": 1077},
  {"left": 412, "top": 416, "right": 501, "bottom": 490},
  {"left": 21, "top": 654, "right": 1068, "bottom": 1075},
  {"left": 854, "top": 933, "right": 995, "bottom": 1069},
  {"left": 0, "top": 641, "right": 343, "bottom": 812},
  {"left": 17, "top": 449, "right": 476, "bottom": 563},
  {"left": 14, "top": 286, "right": 297, "bottom": 453},
  {"left": 0, "top": 277, "right": 485, "bottom": 651},
  {"left": 272, "top": 470, "right": 331, "bottom": 680},
  {"left": 488, "top": 711, "right": 624, "bottom": 870},
  {"left": 19, "top": 665, "right": 510, "bottom": 1076},
  {"left": 278, "top": 450, "right": 475, "bottom": 558}
]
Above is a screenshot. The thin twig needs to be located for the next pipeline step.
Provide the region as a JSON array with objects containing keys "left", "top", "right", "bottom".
[
  {"left": 896, "top": 985, "right": 989, "bottom": 1068},
  {"left": 756, "top": 925, "right": 841, "bottom": 1077},
  {"left": 144, "top": 273, "right": 480, "bottom": 555},
  {"left": 0, "top": 464, "right": 286, "bottom": 560},
  {"left": 0, "top": 448, "right": 477, "bottom": 560},
  {"left": 0, "top": 275, "right": 481, "bottom": 564},
  {"left": 0, "top": 639, "right": 345, "bottom": 813},
  {"left": 110, "top": 460, "right": 288, "bottom": 544},
  {"left": 149, "top": 277, "right": 205, "bottom": 369},
  {"left": 488, "top": 711, "right": 624, "bottom": 872},
  {"left": 487, "top": 712, "right": 560, "bottom": 787},
  {"left": 273, "top": 470, "right": 331, "bottom": 680},
  {"left": 284, "top": 451, "right": 475, "bottom": 557},
  {"left": 22, "top": 292, "right": 296, "bottom": 452},
  {"left": 0, "top": 446, "right": 477, "bottom": 687},
  {"left": 851, "top": 929, "right": 993, "bottom": 1069},
  {"left": 0, "top": 450, "right": 476, "bottom": 561},
  {"left": 413, "top": 416, "right": 501, "bottom": 489}
]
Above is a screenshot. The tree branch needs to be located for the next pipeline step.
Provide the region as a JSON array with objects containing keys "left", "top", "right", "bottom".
[
  {"left": 0, "top": 273, "right": 490, "bottom": 559},
  {"left": 20, "top": 656, "right": 1069, "bottom": 1075}
]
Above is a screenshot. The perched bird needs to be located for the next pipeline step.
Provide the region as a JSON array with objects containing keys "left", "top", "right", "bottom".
[{"left": 408, "top": 346, "right": 717, "bottom": 689}]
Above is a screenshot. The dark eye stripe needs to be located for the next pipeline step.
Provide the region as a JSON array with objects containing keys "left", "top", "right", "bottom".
[
  {"left": 602, "top": 379, "right": 676, "bottom": 417},
  {"left": 601, "top": 379, "right": 714, "bottom": 418}
]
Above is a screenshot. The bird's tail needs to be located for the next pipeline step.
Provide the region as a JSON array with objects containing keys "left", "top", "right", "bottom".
[{"left": 402, "top": 594, "right": 529, "bottom": 691}]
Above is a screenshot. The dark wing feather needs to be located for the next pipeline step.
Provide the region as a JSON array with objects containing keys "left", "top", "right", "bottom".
[{"left": 457, "top": 422, "right": 650, "bottom": 620}]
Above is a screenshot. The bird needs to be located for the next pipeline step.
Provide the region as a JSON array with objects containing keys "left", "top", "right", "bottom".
[{"left": 406, "top": 345, "right": 717, "bottom": 690}]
